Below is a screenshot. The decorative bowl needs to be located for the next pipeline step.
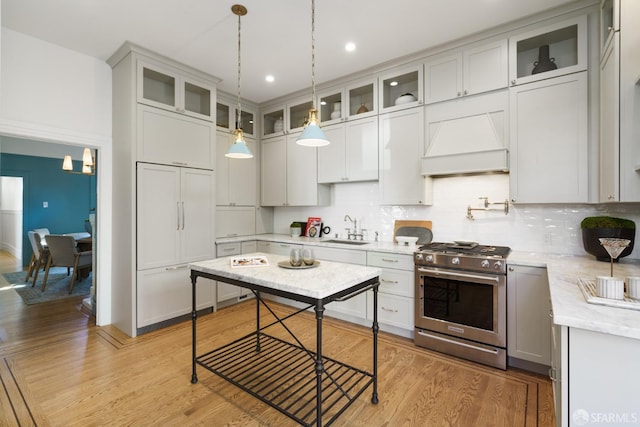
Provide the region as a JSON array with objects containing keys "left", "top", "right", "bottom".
[{"left": 394, "top": 93, "right": 417, "bottom": 105}]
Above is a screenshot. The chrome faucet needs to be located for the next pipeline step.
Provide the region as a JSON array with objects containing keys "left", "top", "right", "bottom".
[{"left": 344, "top": 215, "right": 363, "bottom": 240}]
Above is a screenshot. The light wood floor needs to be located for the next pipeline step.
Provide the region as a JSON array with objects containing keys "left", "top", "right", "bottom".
[{"left": 0, "top": 250, "right": 555, "bottom": 426}]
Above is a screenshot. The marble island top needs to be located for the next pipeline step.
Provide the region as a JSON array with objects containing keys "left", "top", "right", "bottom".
[
  {"left": 190, "top": 252, "right": 381, "bottom": 300},
  {"left": 509, "top": 251, "right": 640, "bottom": 341}
]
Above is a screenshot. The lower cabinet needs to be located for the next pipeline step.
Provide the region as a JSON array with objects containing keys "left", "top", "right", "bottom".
[
  {"left": 507, "top": 264, "right": 551, "bottom": 373},
  {"left": 137, "top": 266, "right": 215, "bottom": 329},
  {"left": 216, "top": 241, "right": 257, "bottom": 306},
  {"left": 366, "top": 251, "right": 414, "bottom": 336}
]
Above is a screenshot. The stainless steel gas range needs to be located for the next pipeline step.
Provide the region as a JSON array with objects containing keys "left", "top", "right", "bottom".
[{"left": 414, "top": 242, "right": 511, "bottom": 370}]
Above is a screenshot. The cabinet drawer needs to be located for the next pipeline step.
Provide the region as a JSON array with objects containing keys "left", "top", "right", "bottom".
[
  {"left": 379, "top": 268, "right": 414, "bottom": 298},
  {"left": 369, "top": 293, "right": 414, "bottom": 330},
  {"left": 257, "top": 241, "right": 302, "bottom": 256},
  {"left": 310, "top": 246, "right": 367, "bottom": 265},
  {"left": 367, "top": 251, "right": 414, "bottom": 271},
  {"left": 216, "top": 242, "right": 241, "bottom": 257}
]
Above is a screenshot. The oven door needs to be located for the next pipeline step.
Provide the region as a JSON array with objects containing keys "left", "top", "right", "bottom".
[{"left": 415, "top": 266, "right": 506, "bottom": 347}]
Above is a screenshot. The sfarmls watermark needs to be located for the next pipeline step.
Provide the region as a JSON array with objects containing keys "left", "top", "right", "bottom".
[{"left": 573, "top": 409, "right": 639, "bottom": 425}]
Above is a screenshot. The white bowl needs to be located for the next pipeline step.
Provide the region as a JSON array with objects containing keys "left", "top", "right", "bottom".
[
  {"left": 396, "top": 236, "right": 419, "bottom": 246},
  {"left": 394, "top": 93, "right": 417, "bottom": 105}
]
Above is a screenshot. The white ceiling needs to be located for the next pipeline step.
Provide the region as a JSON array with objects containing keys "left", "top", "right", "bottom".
[{"left": 2, "top": 0, "right": 580, "bottom": 104}]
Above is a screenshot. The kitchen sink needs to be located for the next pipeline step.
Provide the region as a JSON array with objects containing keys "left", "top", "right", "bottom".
[{"left": 323, "top": 239, "right": 369, "bottom": 246}]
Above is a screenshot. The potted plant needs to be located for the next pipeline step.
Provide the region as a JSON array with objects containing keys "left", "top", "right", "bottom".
[{"left": 581, "top": 216, "right": 636, "bottom": 261}]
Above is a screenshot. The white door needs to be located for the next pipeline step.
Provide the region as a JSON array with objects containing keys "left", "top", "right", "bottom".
[
  {"left": 261, "top": 135, "right": 287, "bottom": 206},
  {"left": 180, "top": 167, "right": 214, "bottom": 263}
]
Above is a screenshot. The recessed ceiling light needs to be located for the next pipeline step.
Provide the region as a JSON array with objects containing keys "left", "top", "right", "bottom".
[
  {"left": 345, "top": 42, "right": 356, "bottom": 52},
  {"left": 389, "top": 81, "right": 399, "bottom": 87},
  {"left": 265, "top": 75, "right": 275, "bottom": 83}
]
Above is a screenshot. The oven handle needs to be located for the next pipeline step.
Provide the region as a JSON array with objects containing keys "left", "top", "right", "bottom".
[
  {"left": 417, "top": 267, "right": 500, "bottom": 284},
  {"left": 417, "top": 330, "right": 499, "bottom": 355}
]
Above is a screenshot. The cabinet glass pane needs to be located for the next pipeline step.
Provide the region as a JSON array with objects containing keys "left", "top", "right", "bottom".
[
  {"left": 381, "top": 71, "right": 419, "bottom": 109},
  {"left": 263, "top": 109, "right": 284, "bottom": 135},
  {"left": 601, "top": 0, "right": 614, "bottom": 52},
  {"left": 349, "top": 83, "right": 374, "bottom": 116},
  {"left": 515, "top": 24, "right": 578, "bottom": 79},
  {"left": 217, "top": 103, "right": 229, "bottom": 129},
  {"left": 184, "top": 82, "right": 211, "bottom": 116},
  {"left": 143, "top": 68, "right": 175, "bottom": 107},
  {"left": 239, "top": 110, "right": 254, "bottom": 135},
  {"left": 289, "top": 100, "right": 313, "bottom": 130},
  {"left": 319, "top": 91, "right": 342, "bottom": 122}
]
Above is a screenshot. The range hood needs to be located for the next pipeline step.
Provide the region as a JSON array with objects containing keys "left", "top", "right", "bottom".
[{"left": 422, "top": 91, "right": 508, "bottom": 176}]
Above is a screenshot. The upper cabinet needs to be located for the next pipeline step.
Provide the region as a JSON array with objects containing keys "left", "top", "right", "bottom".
[
  {"left": 424, "top": 39, "right": 508, "bottom": 104},
  {"left": 317, "top": 77, "right": 378, "bottom": 125},
  {"left": 508, "top": 15, "right": 588, "bottom": 86},
  {"left": 378, "top": 63, "right": 423, "bottom": 113},
  {"left": 137, "top": 60, "right": 215, "bottom": 122},
  {"left": 600, "top": 0, "right": 620, "bottom": 59},
  {"left": 216, "top": 95, "right": 257, "bottom": 137},
  {"left": 216, "top": 130, "right": 257, "bottom": 206},
  {"left": 261, "top": 97, "right": 312, "bottom": 138}
]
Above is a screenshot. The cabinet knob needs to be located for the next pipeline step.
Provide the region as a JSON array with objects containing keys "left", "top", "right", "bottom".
[
  {"left": 511, "top": 80, "right": 516, "bottom": 85},
  {"left": 457, "top": 92, "right": 462, "bottom": 97},
  {"left": 463, "top": 90, "right": 468, "bottom": 96},
  {"left": 511, "top": 198, "right": 516, "bottom": 203},
  {"left": 508, "top": 267, "right": 515, "bottom": 272},
  {"left": 608, "top": 194, "right": 616, "bottom": 200}
]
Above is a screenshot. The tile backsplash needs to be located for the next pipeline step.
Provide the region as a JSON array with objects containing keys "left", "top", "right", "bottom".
[{"left": 273, "top": 174, "right": 640, "bottom": 260}]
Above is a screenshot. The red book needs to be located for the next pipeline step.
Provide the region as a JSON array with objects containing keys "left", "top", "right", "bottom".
[{"left": 305, "top": 217, "right": 322, "bottom": 238}]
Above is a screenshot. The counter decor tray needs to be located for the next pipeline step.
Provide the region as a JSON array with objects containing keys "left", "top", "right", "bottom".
[
  {"left": 277, "top": 260, "right": 320, "bottom": 269},
  {"left": 577, "top": 278, "right": 640, "bottom": 311}
]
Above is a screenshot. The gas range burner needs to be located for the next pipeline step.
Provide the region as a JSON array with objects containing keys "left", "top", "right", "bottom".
[{"left": 418, "top": 242, "right": 511, "bottom": 258}]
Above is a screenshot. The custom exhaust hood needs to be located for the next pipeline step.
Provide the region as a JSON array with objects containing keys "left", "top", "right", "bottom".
[{"left": 421, "top": 91, "right": 509, "bottom": 176}]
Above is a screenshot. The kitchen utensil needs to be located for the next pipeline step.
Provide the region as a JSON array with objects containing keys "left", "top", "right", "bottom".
[
  {"left": 395, "top": 236, "right": 419, "bottom": 246},
  {"left": 627, "top": 277, "right": 640, "bottom": 300}
]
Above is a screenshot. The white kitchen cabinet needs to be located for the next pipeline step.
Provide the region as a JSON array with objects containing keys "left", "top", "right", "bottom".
[
  {"left": 507, "top": 265, "right": 551, "bottom": 372},
  {"left": 216, "top": 130, "right": 257, "bottom": 206},
  {"left": 137, "top": 163, "right": 215, "bottom": 270},
  {"left": 317, "top": 116, "right": 378, "bottom": 183},
  {"left": 261, "top": 97, "right": 313, "bottom": 138},
  {"left": 508, "top": 15, "right": 588, "bottom": 87},
  {"left": 256, "top": 241, "right": 302, "bottom": 256},
  {"left": 366, "top": 251, "right": 414, "bottom": 335},
  {"left": 317, "top": 78, "right": 378, "bottom": 125},
  {"left": 509, "top": 72, "right": 588, "bottom": 203},
  {"left": 599, "top": 0, "right": 640, "bottom": 202},
  {"left": 550, "top": 323, "right": 568, "bottom": 427},
  {"left": 136, "top": 266, "right": 214, "bottom": 328},
  {"left": 379, "top": 107, "right": 433, "bottom": 205},
  {"left": 137, "top": 105, "right": 215, "bottom": 170},
  {"left": 424, "top": 38, "right": 508, "bottom": 104},
  {"left": 137, "top": 60, "right": 214, "bottom": 121},
  {"left": 378, "top": 62, "right": 423, "bottom": 113},
  {"left": 216, "top": 95, "right": 257, "bottom": 137},
  {"left": 108, "top": 42, "right": 219, "bottom": 337},
  {"left": 215, "top": 241, "right": 257, "bottom": 305},
  {"left": 215, "top": 206, "right": 256, "bottom": 238},
  {"left": 260, "top": 132, "right": 330, "bottom": 206}
]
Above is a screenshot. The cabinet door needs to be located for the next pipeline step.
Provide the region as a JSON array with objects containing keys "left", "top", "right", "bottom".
[
  {"left": 217, "top": 132, "right": 257, "bottom": 206},
  {"left": 216, "top": 130, "right": 232, "bottom": 205},
  {"left": 425, "top": 53, "right": 462, "bottom": 104},
  {"left": 138, "top": 105, "right": 214, "bottom": 169},
  {"left": 509, "top": 72, "right": 588, "bottom": 203},
  {"left": 137, "top": 163, "right": 181, "bottom": 270},
  {"left": 138, "top": 62, "right": 178, "bottom": 112},
  {"left": 317, "top": 124, "right": 347, "bottom": 183},
  {"left": 507, "top": 265, "right": 551, "bottom": 366},
  {"left": 137, "top": 266, "right": 214, "bottom": 328},
  {"left": 182, "top": 77, "right": 214, "bottom": 121},
  {"left": 256, "top": 241, "right": 301, "bottom": 256},
  {"left": 346, "top": 116, "right": 379, "bottom": 182},
  {"left": 286, "top": 133, "right": 321, "bottom": 206},
  {"left": 379, "top": 107, "right": 429, "bottom": 205},
  {"left": 463, "top": 39, "right": 508, "bottom": 96},
  {"left": 261, "top": 135, "right": 287, "bottom": 206},
  {"left": 599, "top": 33, "right": 620, "bottom": 202},
  {"left": 180, "top": 168, "right": 215, "bottom": 263},
  {"left": 216, "top": 242, "right": 241, "bottom": 303}
]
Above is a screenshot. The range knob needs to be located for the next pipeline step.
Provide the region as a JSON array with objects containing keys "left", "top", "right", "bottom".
[
  {"left": 481, "top": 260, "right": 490, "bottom": 269},
  {"left": 494, "top": 261, "right": 503, "bottom": 270},
  {"left": 451, "top": 257, "right": 460, "bottom": 265},
  {"left": 415, "top": 253, "right": 423, "bottom": 261},
  {"left": 425, "top": 254, "right": 434, "bottom": 263}
]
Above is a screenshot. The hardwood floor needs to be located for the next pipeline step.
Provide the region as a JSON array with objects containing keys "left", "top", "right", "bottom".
[{"left": 0, "top": 251, "right": 555, "bottom": 426}]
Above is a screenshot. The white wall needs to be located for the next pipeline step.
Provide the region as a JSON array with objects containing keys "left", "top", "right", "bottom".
[
  {"left": 273, "top": 174, "right": 640, "bottom": 260},
  {"left": 0, "top": 28, "right": 113, "bottom": 326},
  {"left": 0, "top": 176, "right": 22, "bottom": 257}
]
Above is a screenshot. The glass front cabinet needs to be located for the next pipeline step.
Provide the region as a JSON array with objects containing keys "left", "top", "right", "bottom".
[
  {"left": 508, "top": 15, "right": 588, "bottom": 86},
  {"left": 378, "top": 62, "right": 424, "bottom": 113},
  {"left": 216, "top": 97, "right": 256, "bottom": 137}
]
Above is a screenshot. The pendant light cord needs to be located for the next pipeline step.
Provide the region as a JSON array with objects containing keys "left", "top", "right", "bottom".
[
  {"left": 311, "top": 0, "right": 316, "bottom": 109},
  {"left": 236, "top": 10, "right": 242, "bottom": 130}
]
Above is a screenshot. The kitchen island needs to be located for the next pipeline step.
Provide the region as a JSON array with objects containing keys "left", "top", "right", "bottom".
[{"left": 189, "top": 253, "right": 381, "bottom": 427}]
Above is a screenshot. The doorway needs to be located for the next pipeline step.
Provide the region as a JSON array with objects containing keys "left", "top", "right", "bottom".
[{"left": 0, "top": 176, "right": 24, "bottom": 265}]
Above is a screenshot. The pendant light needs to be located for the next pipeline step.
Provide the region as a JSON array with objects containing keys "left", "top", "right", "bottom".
[
  {"left": 225, "top": 4, "right": 253, "bottom": 159},
  {"left": 296, "top": 0, "right": 330, "bottom": 147},
  {"left": 62, "top": 147, "right": 95, "bottom": 175}
]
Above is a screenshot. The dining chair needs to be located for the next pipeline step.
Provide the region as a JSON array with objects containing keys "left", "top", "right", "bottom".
[
  {"left": 41, "top": 234, "right": 92, "bottom": 293},
  {"left": 25, "top": 229, "right": 50, "bottom": 286}
]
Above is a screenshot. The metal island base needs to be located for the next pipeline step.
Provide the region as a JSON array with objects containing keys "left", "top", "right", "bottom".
[{"left": 189, "top": 253, "right": 381, "bottom": 427}]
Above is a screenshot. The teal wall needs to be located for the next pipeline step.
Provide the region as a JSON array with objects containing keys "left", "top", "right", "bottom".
[{"left": 1, "top": 153, "right": 96, "bottom": 266}]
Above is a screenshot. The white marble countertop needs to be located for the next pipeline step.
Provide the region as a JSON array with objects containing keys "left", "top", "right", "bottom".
[
  {"left": 190, "top": 252, "right": 381, "bottom": 301},
  {"left": 509, "top": 251, "right": 640, "bottom": 341}
]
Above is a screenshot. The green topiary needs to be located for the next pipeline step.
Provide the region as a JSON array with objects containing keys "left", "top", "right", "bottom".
[{"left": 580, "top": 216, "right": 635, "bottom": 229}]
